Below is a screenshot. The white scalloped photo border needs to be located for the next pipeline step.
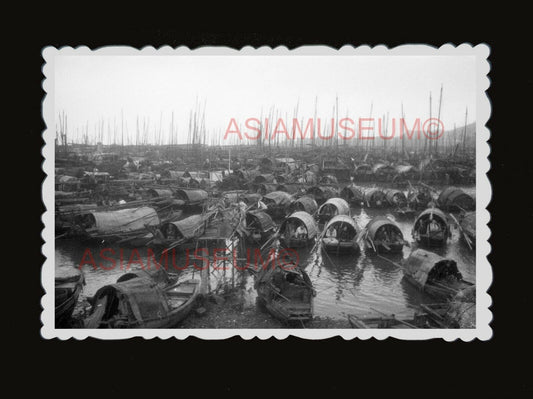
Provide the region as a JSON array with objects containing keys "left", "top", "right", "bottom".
[{"left": 41, "top": 43, "right": 492, "bottom": 340}]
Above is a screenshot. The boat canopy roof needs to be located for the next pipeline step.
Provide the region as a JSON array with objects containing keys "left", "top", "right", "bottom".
[
  {"left": 437, "top": 187, "right": 475, "bottom": 209},
  {"left": 88, "top": 206, "right": 159, "bottom": 234},
  {"left": 324, "top": 215, "right": 359, "bottom": 234},
  {"left": 263, "top": 191, "right": 293, "bottom": 206},
  {"left": 403, "top": 249, "right": 460, "bottom": 287},
  {"left": 363, "top": 187, "right": 386, "bottom": 201},
  {"left": 163, "top": 214, "right": 206, "bottom": 239},
  {"left": 147, "top": 188, "right": 174, "bottom": 198},
  {"left": 340, "top": 185, "right": 363, "bottom": 200},
  {"left": 384, "top": 189, "right": 407, "bottom": 203},
  {"left": 318, "top": 198, "right": 350, "bottom": 216},
  {"left": 414, "top": 207, "right": 448, "bottom": 227},
  {"left": 174, "top": 189, "right": 208, "bottom": 204},
  {"left": 290, "top": 195, "right": 318, "bottom": 214},
  {"left": 282, "top": 211, "right": 318, "bottom": 239},
  {"left": 246, "top": 210, "right": 275, "bottom": 232},
  {"left": 365, "top": 216, "right": 401, "bottom": 239},
  {"left": 94, "top": 276, "right": 170, "bottom": 324}
]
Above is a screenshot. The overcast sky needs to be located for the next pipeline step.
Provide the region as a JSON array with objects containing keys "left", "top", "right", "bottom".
[{"left": 55, "top": 55, "right": 476, "bottom": 144}]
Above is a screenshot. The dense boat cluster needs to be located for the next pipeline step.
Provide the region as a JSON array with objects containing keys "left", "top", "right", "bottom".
[{"left": 55, "top": 144, "right": 476, "bottom": 329}]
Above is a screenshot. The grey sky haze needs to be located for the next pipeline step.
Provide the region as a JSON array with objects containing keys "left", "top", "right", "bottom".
[{"left": 55, "top": 55, "right": 476, "bottom": 144}]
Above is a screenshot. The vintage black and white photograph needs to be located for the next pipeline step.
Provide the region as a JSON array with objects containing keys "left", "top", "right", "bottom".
[{"left": 42, "top": 45, "right": 491, "bottom": 339}]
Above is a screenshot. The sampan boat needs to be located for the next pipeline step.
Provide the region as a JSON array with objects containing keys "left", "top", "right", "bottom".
[
  {"left": 255, "top": 262, "right": 315, "bottom": 325},
  {"left": 55, "top": 266, "right": 85, "bottom": 327},
  {"left": 402, "top": 249, "right": 473, "bottom": 301},
  {"left": 412, "top": 207, "right": 450, "bottom": 247},
  {"left": 317, "top": 197, "right": 350, "bottom": 223},
  {"left": 84, "top": 270, "right": 200, "bottom": 328},
  {"left": 321, "top": 215, "right": 360, "bottom": 255},
  {"left": 243, "top": 210, "right": 275, "bottom": 245},
  {"left": 437, "top": 187, "right": 475, "bottom": 212},
  {"left": 262, "top": 191, "right": 293, "bottom": 219},
  {"left": 360, "top": 216, "right": 407, "bottom": 254},
  {"left": 279, "top": 211, "right": 318, "bottom": 248}
]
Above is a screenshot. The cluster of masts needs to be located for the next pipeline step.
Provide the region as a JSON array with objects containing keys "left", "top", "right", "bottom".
[{"left": 56, "top": 90, "right": 474, "bottom": 155}]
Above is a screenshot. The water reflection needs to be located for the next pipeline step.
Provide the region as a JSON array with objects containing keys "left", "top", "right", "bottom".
[{"left": 56, "top": 188, "right": 476, "bottom": 322}]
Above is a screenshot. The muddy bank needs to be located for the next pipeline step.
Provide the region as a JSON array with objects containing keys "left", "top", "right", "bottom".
[{"left": 179, "top": 289, "right": 350, "bottom": 329}]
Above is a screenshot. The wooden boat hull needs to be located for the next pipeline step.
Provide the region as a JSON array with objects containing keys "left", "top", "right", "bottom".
[
  {"left": 255, "top": 264, "right": 315, "bottom": 325},
  {"left": 142, "top": 280, "right": 200, "bottom": 328},
  {"left": 84, "top": 277, "right": 200, "bottom": 328},
  {"left": 55, "top": 268, "right": 85, "bottom": 327},
  {"left": 414, "top": 234, "right": 447, "bottom": 247},
  {"left": 366, "top": 241, "right": 404, "bottom": 254},
  {"left": 259, "top": 296, "right": 313, "bottom": 324},
  {"left": 322, "top": 238, "right": 360, "bottom": 254},
  {"left": 403, "top": 274, "right": 474, "bottom": 301},
  {"left": 55, "top": 282, "right": 83, "bottom": 327},
  {"left": 280, "top": 237, "right": 314, "bottom": 249}
]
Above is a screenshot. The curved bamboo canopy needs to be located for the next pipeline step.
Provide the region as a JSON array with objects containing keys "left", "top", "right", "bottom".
[
  {"left": 403, "top": 249, "right": 460, "bottom": 288},
  {"left": 162, "top": 214, "right": 206, "bottom": 240},
  {"left": 289, "top": 195, "right": 318, "bottom": 214},
  {"left": 437, "top": 187, "right": 475, "bottom": 211},
  {"left": 318, "top": 198, "right": 350, "bottom": 216},
  {"left": 324, "top": 215, "right": 359, "bottom": 235},
  {"left": 88, "top": 206, "right": 160, "bottom": 234},
  {"left": 281, "top": 211, "right": 318, "bottom": 239}
]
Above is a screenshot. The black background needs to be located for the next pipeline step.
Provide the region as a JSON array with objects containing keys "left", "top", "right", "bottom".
[{"left": 14, "top": 20, "right": 531, "bottom": 396}]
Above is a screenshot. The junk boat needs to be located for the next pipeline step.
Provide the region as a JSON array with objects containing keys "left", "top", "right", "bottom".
[
  {"left": 321, "top": 215, "right": 360, "bottom": 255},
  {"left": 55, "top": 266, "right": 85, "bottom": 327},
  {"left": 84, "top": 270, "right": 200, "bottom": 328},
  {"left": 412, "top": 207, "right": 450, "bottom": 247},
  {"left": 279, "top": 211, "right": 318, "bottom": 248},
  {"left": 402, "top": 249, "right": 473, "bottom": 300},
  {"left": 254, "top": 262, "right": 315, "bottom": 325}
]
